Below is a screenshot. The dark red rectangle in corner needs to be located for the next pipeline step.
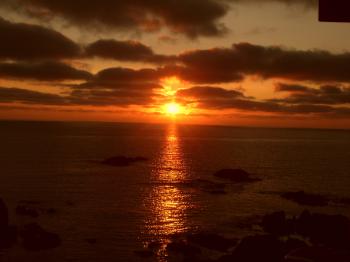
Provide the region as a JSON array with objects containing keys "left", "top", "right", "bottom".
[{"left": 319, "top": 0, "right": 350, "bottom": 22}]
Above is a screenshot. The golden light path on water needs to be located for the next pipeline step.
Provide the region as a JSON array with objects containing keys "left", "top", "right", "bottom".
[{"left": 144, "top": 123, "right": 193, "bottom": 259}]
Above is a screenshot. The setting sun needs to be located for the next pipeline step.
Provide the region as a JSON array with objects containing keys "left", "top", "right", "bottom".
[{"left": 164, "top": 102, "right": 181, "bottom": 116}]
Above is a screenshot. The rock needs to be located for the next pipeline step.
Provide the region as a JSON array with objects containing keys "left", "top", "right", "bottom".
[
  {"left": 213, "top": 169, "right": 260, "bottom": 183},
  {"left": 187, "top": 232, "right": 237, "bottom": 252},
  {"left": 229, "top": 235, "right": 285, "bottom": 262},
  {"left": 296, "top": 211, "right": 350, "bottom": 249},
  {"left": 101, "top": 156, "right": 148, "bottom": 167},
  {"left": 0, "top": 198, "right": 8, "bottom": 229},
  {"left": 20, "top": 223, "right": 61, "bottom": 251},
  {"left": 16, "top": 205, "right": 39, "bottom": 218},
  {"left": 0, "top": 225, "right": 17, "bottom": 249},
  {"left": 281, "top": 191, "right": 329, "bottom": 206},
  {"left": 167, "top": 240, "right": 201, "bottom": 257},
  {"left": 285, "top": 247, "right": 350, "bottom": 262},
  {"left": 284, "top": 237, "right": 309, "bottom": 254},
  {"left": 262, "top": 211, "right": 294, "bottom": 236}
]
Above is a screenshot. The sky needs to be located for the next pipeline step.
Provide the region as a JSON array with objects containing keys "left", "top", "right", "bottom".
[{"left": 0, "top": 0, "right": 350, "bottom": 128}]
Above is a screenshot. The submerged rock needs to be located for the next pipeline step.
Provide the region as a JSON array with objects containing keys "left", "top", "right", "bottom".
[
  {"left": 281, "top": 191, "right": 329, "bottom": 206},
  {"left": 102, "top": 156, "right": 148, "bottom": 167},
  {"left": 20, "top": 223, "right": 61, "bottom": 251},
  {"left": 187, "top": 232, "right": 237, "bottom": 252},
  {"left": 262, "top": 211, "right": 294, "bottom": 236},
  {"left": 213, "top": 169, "right": 260, "bottom": 183},
  {"left": 191, "top": 179, "right": 227, "bottom": 195}
]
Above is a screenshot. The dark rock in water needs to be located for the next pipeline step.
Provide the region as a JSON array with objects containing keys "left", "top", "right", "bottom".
[
  {"left": 102, "top": 156, "right": 148, "bottom": 167},
  {"left": 0, "top": 198, "right": 8, "bottom": 229},
  {"left": 262, "top": 211, "right": 294, "bottom": 236},
  {"left": 20, "top": 223, "right": 61, "bottom": 251},
  {"left": 285, "top": 246, "right": 350, "bottom": 262},
  {"left": 0, "top": 225, "right": 17, "bottom": 249},
  {"left": 284, "top": 237, "right": 309, "bottom": 254},
  {"left": 281, "top": 191, "right": 329, "bottom": 206},
  {"left": 167, "top": 240, "right": 201, "bottom": 257},
  {"left": 187, "top": 232, "right": 237, "bottom": 252},
  {"left": 213, "top": 169, "right": 260, "bottom": 183},
  {"left": 134, "top": 250, "right": 154, "bottom": 258},
  {"left": 296, "top": 210, "right": 350, "bottom": 248},
  {"left": 227, "top": 234, "right": 285, "bottom": 262},
  {"left": 191, "top": 179, "right": 227, "bottom": 195},
  {"left": 16, "top": 205, "right": 39, "bottom": 218}
]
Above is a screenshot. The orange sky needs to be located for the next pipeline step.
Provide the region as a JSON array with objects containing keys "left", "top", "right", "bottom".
[{"left": 1, "top": 0, "right": 350, "bottom": 128}]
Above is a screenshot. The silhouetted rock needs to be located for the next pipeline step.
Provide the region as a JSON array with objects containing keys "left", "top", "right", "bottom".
[
  {"left": 20, "top": 223, "right": 61, "bottom": 251},
  {"left": 167, "top": 240, "right": 201, "bottom": 257},
  {"left": 285, "top": 247, "right": 350, "bottom": 262},
  {"left": 227, "top": 235, "right": 285, "bottom": 262},
  {"left": 296, "top": 210, "right": 350, "bottom": 248},
  {"left": 281, "top": 191, "right": 329, "bottom": 206},
  {"left": 16, "top": 205, "right": 39, "bottom": 218},
  {"left": 102, "top": 156, "right": 148, "bottom": 167},
  {"left": 262, "top": 211, "right": 294, "bottom": 236},
  {"left": 213, "top": 169, "right": 260, "bottom": 183},
  {"left": 0, "top": 198, "right": 8, "bottom": 229},
  {"left": 0, "top": 225, "right": 17, "bottom": 249},
  {"left": 187, "top": 232, "right": 237, "bottom": 252}
]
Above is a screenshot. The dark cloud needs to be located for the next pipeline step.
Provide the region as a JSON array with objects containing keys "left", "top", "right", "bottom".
[
  {"left": 0, "top": 86, "right": 68, "bottom": 105},
  {"left": 85, "top": 39, "right": 173, "bottom": 64},
  {"left": 276, "top": 83, "right": 311, "bottom": 93},
  {"left": 0, "top": 16, "right": 80, "bottom": 60},
  {"left": 178, "top": 85, "right": 350, "bottom": 116},
  {"left": 178, "top": 43, "right": 350, "bottom": 84},
  {"left": 232, "top": 0, "right": 317, "bottom": 8},
  {"left": 0, "top": 61, "right": 92, "bottom": 81},
  {"left": 77, "top": 67, "right": 162, "bottom": 89},
  {"left": 177, "top": 85, "right": 244, "bottom": 98},
  {"left": 274, "top": 83, "right": 350, "bottom": 105},
  {"left": 1, "top": 0, "right": 229, "bottom": 38}
]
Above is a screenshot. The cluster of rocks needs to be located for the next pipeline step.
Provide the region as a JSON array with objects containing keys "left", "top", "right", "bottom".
[
  {"left": 0, "top": 198, "right": 61, "bottom": 251},
  {"left": 135, "top": 210, "right": 350, "bottom": 262},
  {"left": 101, "top": 156, "right": 148, "bottom": 167}
]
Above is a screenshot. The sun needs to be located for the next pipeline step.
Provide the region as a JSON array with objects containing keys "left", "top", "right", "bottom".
[{"left": 164, "top": 102, "right": 181, "bottom": 116}]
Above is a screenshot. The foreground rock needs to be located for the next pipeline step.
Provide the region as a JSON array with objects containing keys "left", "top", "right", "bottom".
[
  {"left": 220, "top": 235, "right": 286, "bottom": 262},
  {"left": 102, "top": 156, "right": 148, "bottom": 167},
  {"left": 20, "top": 223, "right": 61, "bottom": 251},
  {"left": 0, "top": 198, "right": 17, "bottom": 249},
  {"left": 281, "top": 191, "right": 329, "bottom": 206},
  {"left": 187, "top": 232, "right": 237, "bottom": 252},
  {"left": 213, "top": 169, "right": 261, "bottom": 183}
]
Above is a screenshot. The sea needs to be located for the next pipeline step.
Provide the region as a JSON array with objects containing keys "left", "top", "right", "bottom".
[{"left": 0, "top": 121, "right": 350, "bottom": 261}]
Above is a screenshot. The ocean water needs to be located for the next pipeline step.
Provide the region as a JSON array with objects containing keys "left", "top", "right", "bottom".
[{"left": 0, "top": 121, "right": 350, "bottom": 261}]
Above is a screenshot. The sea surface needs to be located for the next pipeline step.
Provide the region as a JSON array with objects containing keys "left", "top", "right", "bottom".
[{"left": 0, "top": 121, "right": 350, "bottom": 261}]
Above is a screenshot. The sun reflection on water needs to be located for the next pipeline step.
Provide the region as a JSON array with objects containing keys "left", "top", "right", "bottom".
[{"left": 144, "top": 123, "right": 192, "bottom": 259}]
